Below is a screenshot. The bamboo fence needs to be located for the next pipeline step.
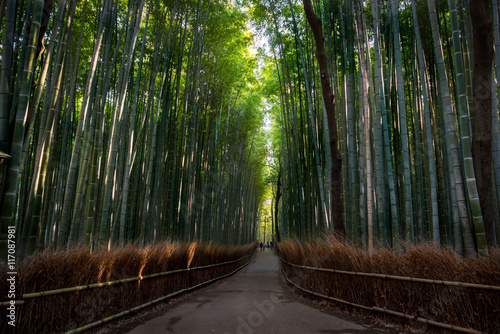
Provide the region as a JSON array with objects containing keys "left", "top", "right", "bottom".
[
  {"left": 279, "top": 258, "right": 500, "bottom": 291},
  {"left": 279, "top": 263, "right": 483, "bottom": 334},
  {"left": 277, "top": 250, "right": 497, "bottom": 334},
  {"left": 64, "top": 247, "right": 256, "bottom": 333},
  {"left": 19, "top": 249, "right": 255, "bottom": 300}
]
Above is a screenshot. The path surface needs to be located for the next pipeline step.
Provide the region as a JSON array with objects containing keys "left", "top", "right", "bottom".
[{"left": 124, "top": 251, "right": 387, "bottom": 334}]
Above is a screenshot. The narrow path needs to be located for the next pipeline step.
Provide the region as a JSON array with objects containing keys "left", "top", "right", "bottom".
[{"left": 123, "top": 251, "right": 387, "bottom": 334}]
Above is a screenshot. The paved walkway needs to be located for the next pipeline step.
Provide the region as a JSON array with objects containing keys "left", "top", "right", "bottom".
[{"left": 124, "top": 251, "right": 386, "bottom": 334}]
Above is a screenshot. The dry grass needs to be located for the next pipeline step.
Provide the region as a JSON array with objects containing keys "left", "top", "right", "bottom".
[
  {"left": 0, "top": 241, "right": 256, "bottom": 334},
  {"left": 278, "top": 237, "right": 500, "bottom": 333}
]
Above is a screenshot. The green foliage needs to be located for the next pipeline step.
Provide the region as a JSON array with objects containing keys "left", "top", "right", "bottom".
[
  {"left": 0, "top": 0, "right": 272, "bottom": 256},
  {"left": 248, "top": 0, "right": 499, "bottom": 253},
  {"left": 1, "top": 0, "right": 498, "bottom": 257}
]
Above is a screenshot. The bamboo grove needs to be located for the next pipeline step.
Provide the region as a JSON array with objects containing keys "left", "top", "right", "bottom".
[
  {"left": 252, "top": 0, "right": 500, "bottom": 255},
  {"left": 1, "top": 0, "right": 499, "bottom": 259},
  {"left": 0, "top": 0, "right": 269, "bottom": 258}
]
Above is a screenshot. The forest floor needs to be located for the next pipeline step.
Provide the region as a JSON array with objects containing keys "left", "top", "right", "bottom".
[{"left": 91, "top": 251, "right": 414, "bottom": 334}]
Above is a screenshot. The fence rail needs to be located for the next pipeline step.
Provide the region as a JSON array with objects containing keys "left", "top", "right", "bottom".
[{"left": 280, "top": 258, "right": 500, "bottom": 291}]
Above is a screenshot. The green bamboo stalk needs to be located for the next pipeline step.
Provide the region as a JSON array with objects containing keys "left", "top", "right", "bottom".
[
  {"left": 412, "top": 65, "right": 425, "bottom": 240},
  {"left": 338, "top": 0, "right": 359, "bottom": 242},
  {"left": 0, "top": 0, "right": 44, "bottom": 250},
  {"left": 460, "top": 0, "right": 474, "bottom": 114},
  {"left": 448, "top": 0, "right": 488, "bottom": 252},
  {"left": 427, "top": 0, "right": 479, "bottom": 254},
  {"left": 19, "top": 0, "right": 67, "bottom": 249},
  {"left": 391, "top": 0, "right": 414, "bottom": 243},
  {"left": 411, "top": 0, "right": 440, "bottom": 246},
  {"left": 273, "top": 10, "right": 307, "bottom": 237},
  {"left": 24, "top": 0, "right": 76, "bottom": 256},
  {"left": 20, "top": 0, "right": 66, "bottom": 173},
  {"left": 370, "top": 0, "right": 391, "bottom": 246},
  {"left": 119, "top": 7, "right": 151, "bottom": 247},
  {"left": 353, "top": 0, "right": 374, "bottom": 251},
  {"left": 99, "top": 0, "right": 145, "bottom": 248},
  {"left": 57, "top": 0, "right": 109, "bottom": 249},
  {"left": 287, "top": 0, "right": 329, "bottom": 232}
]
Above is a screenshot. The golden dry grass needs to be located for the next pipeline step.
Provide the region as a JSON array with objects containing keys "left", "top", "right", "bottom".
[
  {"left": 0, "top": 241, "right": 256, "bottom": 334},
  {"left": 278, "top": 237, "right": 500, "bottom": 333}
]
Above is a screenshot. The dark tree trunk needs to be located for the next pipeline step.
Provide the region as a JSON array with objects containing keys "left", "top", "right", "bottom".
[
  {"left": 302, "top": 0, "right": 345, "bottom": 237},
  {"left": 275, "top": 170, "right": 282, "bottom": 242},
  {"left": 469, "top": 0, "right": 495, "bottom": 247}
]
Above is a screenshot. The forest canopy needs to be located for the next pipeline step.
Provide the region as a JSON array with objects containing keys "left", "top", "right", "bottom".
[{"left": 0, "top": 0, "right": 499, "bottom": 258}]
